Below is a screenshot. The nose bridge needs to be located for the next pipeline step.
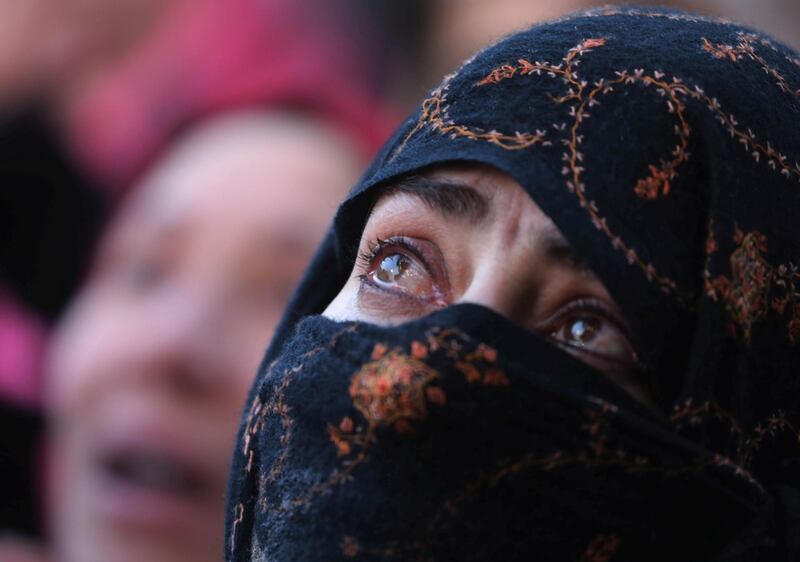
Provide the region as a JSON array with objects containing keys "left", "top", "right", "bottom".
[
  {"left": 154, "top": 280, "right": 211, "bottom": 342},
  {"left": 137, "top": 279, "right": 228, "bottom": 393},
  {"left": 459, "top": 250, "right": 535, "bottom": 327}
]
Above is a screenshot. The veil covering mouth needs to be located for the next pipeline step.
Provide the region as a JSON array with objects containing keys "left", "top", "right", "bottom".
[{"left": 226, "top": 7, "right": 800, "bottom": 561}]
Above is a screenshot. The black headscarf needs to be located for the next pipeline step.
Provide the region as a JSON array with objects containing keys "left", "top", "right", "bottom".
[{"left": 226, "top": 7, "right": 800, "bottom": 560}]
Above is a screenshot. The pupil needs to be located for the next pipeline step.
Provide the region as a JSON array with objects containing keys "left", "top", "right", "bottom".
[
  {"left": 376, "top": 254, "right": 407, "bottom": 283},
  {"left": 569, "top": 318, "right": 598, "bottom": 344}
]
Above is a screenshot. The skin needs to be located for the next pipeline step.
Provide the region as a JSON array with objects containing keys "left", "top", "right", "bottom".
[
  {"left": 45, "top": 111, "right": 361, "bottom": 562},
  {"left": 0, "top": 538, "right": 49, "bottom": 562},
  {"left": 325, "top": 165, "right": 650, "bottom": 404}
]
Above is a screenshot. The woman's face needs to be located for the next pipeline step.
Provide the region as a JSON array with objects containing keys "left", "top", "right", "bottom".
[
  {"left": 45, "top": 113, "right": 360, "bottom": 562},
  {"left": 325, "top": 165, "right": 647, "bottom": 403}
]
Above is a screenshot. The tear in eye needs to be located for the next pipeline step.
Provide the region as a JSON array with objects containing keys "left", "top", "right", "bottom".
[
  {"left": 563, "top": 317, "right": 601, "bottom": 346},
  {"left": 357, "top": 237, "right": 449, "bottom": 310},
  {"left": 366, "top": 250, "right": 433, "bottom": 297},
  {"left": 542, "top": 301, "right": 637, "bottom": 371},
  {"left": 375, "top": 254, "right": 410, "bottom": 285}
]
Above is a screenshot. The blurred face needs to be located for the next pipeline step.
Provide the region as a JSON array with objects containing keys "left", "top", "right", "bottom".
[
  {"left": 46, "top": 112, "right": 360, "bottom": 562},
  {"left": 325, "top": 165, "right": 649, "bottom": 404},
  {"left": 0, "top": 0, "right": 171, "bottom": 104}
]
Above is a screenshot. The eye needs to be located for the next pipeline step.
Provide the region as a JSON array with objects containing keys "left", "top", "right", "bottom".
[
  {"left": 542, "top": 299, "right": 637, "bottom": 371},
  {"left": 91, "top": 243, "right": 169, "bottom": 294},
  {"left": 118, "top": 257, "right": 169, "bottom": 293},
  {"left": 357, "top": 237, "right": 449, "bottom": 309},
  {"left": 559, "top": 316, "right": 602, "bottom": 346},
  {"left": 374, "top": 253, "right": 413, "bottom": 286}
]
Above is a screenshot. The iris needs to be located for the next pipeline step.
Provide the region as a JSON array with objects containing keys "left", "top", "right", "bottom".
[
  {"left": 567, "top": 317, "right": 600, "bottom": 345},
  {"left": 376, "top": 254, "right": 409, "bottom": 284}
]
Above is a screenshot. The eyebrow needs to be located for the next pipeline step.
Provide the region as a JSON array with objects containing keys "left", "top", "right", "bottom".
[
  {"left": 536, "top": 223, "right": 592, "bottom": 274},
  {"left": 373, "top": 174, "right": 592, "bottom": 274},
  {"left": 379, "top": 175, "right": 490, "bottom": 222}
]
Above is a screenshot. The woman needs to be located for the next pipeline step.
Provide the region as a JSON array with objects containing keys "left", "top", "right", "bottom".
[
  {"left": 44, "top": 110, "right": 375, "bottom": 562},
  {"left": 21, "top": 0, "right": 392, "bottom": 558},
  {"left": 226, "top": 7, "right": 800, "bottom": 561}
]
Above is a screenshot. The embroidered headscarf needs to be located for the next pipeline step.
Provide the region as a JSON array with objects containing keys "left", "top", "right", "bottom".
[{"left": 226, "top": 7, "right": 800, "bottom": 561}]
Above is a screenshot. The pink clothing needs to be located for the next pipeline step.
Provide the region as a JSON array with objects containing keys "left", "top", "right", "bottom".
[
  {"left": 65, "top": 0, "right": 395, "bottom": 192},
  {"left": 0, "top": 289, "right": 46, "bottom": 409},
  {"left": 6, "top": 0, "right": 395, "bottom": 410}
]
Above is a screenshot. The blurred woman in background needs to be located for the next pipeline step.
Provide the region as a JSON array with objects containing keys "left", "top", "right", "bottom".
[
  {"left": 0, "top": 0, "right": 389, "bottom": 414},
  {"left": 31, "top": 1, "right": 392, "bottom": 561},
  {"left": 44, "top": 109, "right": 376, "bottom": 562}
]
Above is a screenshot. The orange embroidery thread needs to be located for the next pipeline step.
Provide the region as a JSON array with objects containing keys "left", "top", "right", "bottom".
[
  {"left": 582, "top": 533, "right": 621, "bottom": 562},
  {"left": 702, "top": 33, "right": 800, "bottom": 101},
  {"left": 705, "top": 228, "right": 800, "bottom": 344},
  {"left": 402, "top": 33, "right": 799, "bottom": 304},
  {"left": 289, "top": 330, "right": 509, "bottom": 512}
]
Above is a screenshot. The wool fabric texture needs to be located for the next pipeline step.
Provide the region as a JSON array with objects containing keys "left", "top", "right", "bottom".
[{"left": 226, "top": 7, "right": 800, "bottom": 561}]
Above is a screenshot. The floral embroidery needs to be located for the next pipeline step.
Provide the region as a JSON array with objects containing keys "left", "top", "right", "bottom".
[
  {"left": 670, "top": 398, "right": 800, "bottom": 490},
  {"left": 337, "top": 395, "right": 628, "bottom": 560},
  {"left": 256, "top": 365, "right": 299, "bottom": 513},
  {"left": 702, "top": 32, "right": 800, "bottom": 101},
  {"left": 705, "top": 228, "right": 800, "bottom": 343},
  {"left": 400, "top": 32, "right": 799, "bottom": 305},
  {"left": 708, "top": 230, "right": 771, "bottom": 341},
  {"left": 340, "top": 536, "right": 360, "bottom": 557},
  {"left": 229, "top": 503, "right": 245, "bottom": 557},
  {"left": 336, "top": 391, "right": 762, "bottom": 560},
  {"left": 241, "top": 395, "right": 263, "bottom": 474},
  {"left": 329, "top": 336, "right": 776, "bottom": 560},
  {"left": 582, "top": 533, "right": 621, "bottom": 562},
  {"left": 251, "top": 330, "right": 509, "bottom": 515},
  {"left": 348, "top": 347, "right": 440, "bottom": 431},
  {"left": 396, "top": 79, "right": 551, "bottom": 157},
  {"left": 424, "top": 328, "right": 507, "bottom": 385},
  {"left": 329, "top": 331, "right": 504, "bottom": 456},
  {"left": 339, "top": 536, "right": 414, "bottom": 560},
  {"left": 229, "top": 325, "right": 359, "bottom": 549}
]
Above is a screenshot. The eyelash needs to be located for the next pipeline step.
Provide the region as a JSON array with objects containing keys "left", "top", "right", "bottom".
[
  {"left": 355, "top": 237, "right": 638, "bottom": 370},
  {"left": 356, "top": 236, "right": 431, "bottom": 281},
  {"left": 539, "top": 298, "right": 637, "bottom": 366},
  {"left": 541, "top": 298, "right": 625, "bottom": 334}
]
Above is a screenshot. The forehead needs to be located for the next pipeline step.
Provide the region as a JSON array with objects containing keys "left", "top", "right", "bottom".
[
  {"left": 116, "top": 113, "right": 360, "bottom": 244},
  {"left": 370, "top": 164, "right": 558, "bottom": 232},
  {"left": 366, "top": 164, "right": 596, "bottom": 277}
]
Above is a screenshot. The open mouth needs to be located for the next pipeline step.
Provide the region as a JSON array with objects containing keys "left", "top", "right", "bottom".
[{"left": 100, "top": 448, "right": 206, "bottom": 498}]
